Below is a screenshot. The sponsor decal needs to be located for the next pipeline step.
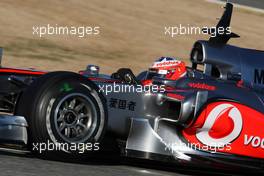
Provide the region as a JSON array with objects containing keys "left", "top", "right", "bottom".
[
  {"left": 157, "top": 69, "right": 168, "bottom": 75},
  {"left": 188, "top": 82, "right": 216, "bottom": 91},
  {"left": 254, "top": 69, "right": 264, "bottom": 84},
  {"left": 153, "top": 61, "right": 180, "bottom": 68},
  {"left": 244, "top": 134, "right": 264, "bottom": 149},
  {"left": 196, "top": 103, "right": 243, "bottom": 147},
  {"left": 109, "top": 98, "right": 136, "bottom": 111},
  {"left": 167, "top": 93, "right": 185, "bottom": 101},
  {"left": 60, "top": 83, "right": 73, "bottom": 92},
  {"left": 183, "top": 101, "right": 264, "bottom": 158}
]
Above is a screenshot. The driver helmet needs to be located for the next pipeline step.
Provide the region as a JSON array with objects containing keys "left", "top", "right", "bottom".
[{"left": 146, "top": 57, "right": 187, "bottom": 81}]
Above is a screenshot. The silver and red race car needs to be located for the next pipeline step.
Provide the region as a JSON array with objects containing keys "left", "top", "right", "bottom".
[{"left": 0, "top": 3, "right": 263, "bottom": 173}]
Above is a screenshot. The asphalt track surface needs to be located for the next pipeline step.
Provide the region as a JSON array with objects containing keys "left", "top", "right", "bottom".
[
  {"left": 0, "top": 147, "right": 249, "bottom": 176},
  {"left": 220, "top": 0, "right": 264, "bottom": 9},
  {"left": 0, "top": 148, "right": 179, "bottom": 176}
]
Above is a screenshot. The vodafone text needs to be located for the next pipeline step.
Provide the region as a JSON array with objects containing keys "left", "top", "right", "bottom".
[{"left": 244, "top": 134, "right": 264, "bottom": 149}]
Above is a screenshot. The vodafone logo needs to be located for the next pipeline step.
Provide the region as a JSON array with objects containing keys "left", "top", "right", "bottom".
[
  {"left": 153, "top": 61, "right": 180, "bottom": 68},
  {"left": 196, "top": 103, "right": 243, "bottom": 147}
]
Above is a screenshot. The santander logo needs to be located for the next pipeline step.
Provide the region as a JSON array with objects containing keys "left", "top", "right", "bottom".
[{"left": 196, "top": 103, "right": 243, "bottom": 147}]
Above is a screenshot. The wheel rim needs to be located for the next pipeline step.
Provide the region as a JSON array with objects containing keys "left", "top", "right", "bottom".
[{"left": 54, "top": 93, "right": 97, "bottom": 143}]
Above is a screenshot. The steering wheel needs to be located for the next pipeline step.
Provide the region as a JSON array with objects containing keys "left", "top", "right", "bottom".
[{"left": 111, "top": 68, "right": 140, "bottom": 84}]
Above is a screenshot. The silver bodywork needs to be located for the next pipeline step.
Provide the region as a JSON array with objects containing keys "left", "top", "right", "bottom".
[
  {"left": 0, "top": 2, "right": 263, "bottom": 172},
  {"left": 0, "top": 115, "right": 27, "bottom": 145},
  {"left": 192, "top": 40, "right": 264, "bottom": 89}
]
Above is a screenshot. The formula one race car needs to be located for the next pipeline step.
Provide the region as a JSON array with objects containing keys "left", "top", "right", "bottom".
[{"left": 0, "top": 2, "right": 263, "bottom": 173}]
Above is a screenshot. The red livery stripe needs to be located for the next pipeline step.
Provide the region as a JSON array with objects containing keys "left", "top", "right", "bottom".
[{"left": 0, "top": 68, "right": 46, "bottom": 75}]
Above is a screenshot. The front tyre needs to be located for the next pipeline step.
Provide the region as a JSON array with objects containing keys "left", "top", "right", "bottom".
[{"left": 15, "top": 72, "right": 107, "bottom": 158}]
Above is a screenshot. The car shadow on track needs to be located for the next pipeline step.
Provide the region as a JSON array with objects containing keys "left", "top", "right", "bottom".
[{"left": 0, "top": 148, "right": 258, "bottom": 176}]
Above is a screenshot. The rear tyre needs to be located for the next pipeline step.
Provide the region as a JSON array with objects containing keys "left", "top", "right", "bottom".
[{"left": 15, "top": 71, "right": 107, "bottom": 158}]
